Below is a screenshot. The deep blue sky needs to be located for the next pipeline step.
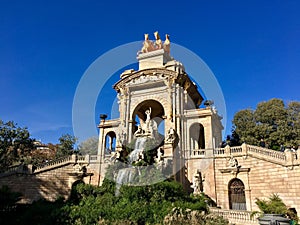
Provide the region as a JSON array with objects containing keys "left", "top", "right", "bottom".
[{"left": 1, "top": 0, "right": 299, "bottom": 144}]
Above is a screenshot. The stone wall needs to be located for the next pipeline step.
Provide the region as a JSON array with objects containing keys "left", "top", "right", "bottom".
[
  {"left": 0, "top": 164, "right": 78, "bottom": 203},
  {"left": 0, "top": 155, "right": 101, "bottom": 203},
  {"left": 214, "top": 153, "right": 300, "bottom": 213},
  {"left": 1, "top": 145, "right": 299, "bottom": 218},
  {"left": 187, "top": 144, "right": 300, "bottom": 214}
]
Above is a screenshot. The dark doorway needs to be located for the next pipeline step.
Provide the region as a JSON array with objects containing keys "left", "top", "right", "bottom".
[{"left": 228, "top": 178, "right": 246, "bottom": 210}]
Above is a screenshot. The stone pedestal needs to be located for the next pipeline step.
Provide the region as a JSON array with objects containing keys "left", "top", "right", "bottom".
[
  {"left": 137, "top": 49, "right": 172, "bottom": 70},
  {"left": 164, "top": 143, "right": 174, "bottom": 158}
]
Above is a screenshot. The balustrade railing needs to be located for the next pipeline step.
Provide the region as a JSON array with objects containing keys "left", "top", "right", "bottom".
[
  {"left": 0, "top": 164, "right": 23, "bottom": 177},
  {"left": 1, "top": 164, "right": 20, "bottom": 173},
  {"left": 230, "top": 146, "right": 243, "bottom": 154},
  {"left": 191, "top": 149, "right": 206, "bottom": 156},
  {"left": 189, "top": 144, "right": 300, "bottom": 166},
  {"left": 247, "top": 145, "right": 286, "bottom": 161},
  {"left": 89, "top": 155, "right": 100, "bottom": 162},
  {"left": 214, "top": 148, "right": 225, "bottom": 155},
  {"left": 210, "top": 208, "right": 258, "bottom": 225},
  {"left": 1, "top": 143, "right": 298, "bottom": 176},
  {"left": 34, "top": 155, "right": 73, "bottom": 172},
  {"left": 77, "top": 155, "right": 86, "bottom": 162}
]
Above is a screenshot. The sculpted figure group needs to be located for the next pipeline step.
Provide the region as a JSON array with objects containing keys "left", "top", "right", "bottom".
[
  {"left": 134, "top": 107, "right": 158, "bottom": 138},
  {"left": 141, "top": 31, "right": 170, "bottom": 54}
]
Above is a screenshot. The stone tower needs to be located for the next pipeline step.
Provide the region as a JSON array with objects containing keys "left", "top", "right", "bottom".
[{"left": 98, "top": 32, "right": 223, "bottom": 187}]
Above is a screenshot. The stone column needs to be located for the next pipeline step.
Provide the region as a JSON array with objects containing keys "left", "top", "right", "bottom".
[
  {"left": 285, "top": 150, "right": 294, "bottom": 165},
  {"left": 109, "top": 136, "right": 113, "bottom": 151},
  {"left": 225, "top": 145, "right": 231, "bottom": 156},
  {"left": 241, "top": 143, "right": 247, "bottom": 154}
]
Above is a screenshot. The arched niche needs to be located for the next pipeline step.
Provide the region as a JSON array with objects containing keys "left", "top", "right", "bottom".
[
  {"left": 105, "top": 131, "right": 116, "bottom": 154},
  {"left": 132, "top": 99, "right": 165, "bottom": 137},
  {"left": 69, "top": 180, "right": 85, "bottom": 202},
  {"left": 189, "top": 123, "right": 205, "bottom": 150}
]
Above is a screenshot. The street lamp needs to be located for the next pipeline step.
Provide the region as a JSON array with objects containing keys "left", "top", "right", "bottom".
[{"left": 100, "top": 114, "right": 107, "bottom": 121}]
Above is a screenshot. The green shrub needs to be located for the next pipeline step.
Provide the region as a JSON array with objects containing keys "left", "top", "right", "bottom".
[{"left": 255, "top": 194, "right": 287, "bottom": 214}]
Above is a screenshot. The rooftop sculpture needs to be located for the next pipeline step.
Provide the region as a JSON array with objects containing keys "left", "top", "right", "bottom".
[{"left": 140, "top": 31, "right": 170, "bottom": 54}]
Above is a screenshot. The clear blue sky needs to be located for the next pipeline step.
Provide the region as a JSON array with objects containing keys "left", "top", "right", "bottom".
[{"left": 0, "top": 0, "right": 299, "bottom": 144}]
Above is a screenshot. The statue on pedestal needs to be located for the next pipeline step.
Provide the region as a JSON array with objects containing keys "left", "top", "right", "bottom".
[
  {"left": 139, "top": 32, "right": 171, "bottom": 55},
  {"left": 134, "top": 107, "right": 158, "bottom": 138}
]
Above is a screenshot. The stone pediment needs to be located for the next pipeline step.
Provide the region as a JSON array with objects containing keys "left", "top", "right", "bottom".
[
  {"left": 219, "top": 167, "right": 251, "bottom": 178},
  {"left": 113, "top": 68, "right": 203, "bottom": 107},
  {"left": 114, "top": 68, "right": 177, "bottom": 90}
]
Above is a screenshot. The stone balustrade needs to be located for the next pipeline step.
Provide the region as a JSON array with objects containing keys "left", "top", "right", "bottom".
[
  {"left": 214, "top": 148, "right": 225, "bottom": 155},
  {"left": 0, "top": 164, "right": 24, "bottom": 177},
  {"left": 0, "top": 154, "right": 103, "bottom": 177},
  {"left": 229, "top": 146, "right": 243, "bottom": 154},
  {"left": 191, "top": 149, "right": 206, "bottom": 156},
  {"left": 190, "top": 144, "right": 300, "bottom": 167},
  {"left": 210, "top": 208, "right": 259, "bottom": 225},
  {"left": 89, "top": 155, "right": 100, "bottom": 162},
  {"left": 247, "top": 145, "right": 286, "bottom": 161},
  {"left": 34, "top": 155, "right": 73, "bottom": 172}
]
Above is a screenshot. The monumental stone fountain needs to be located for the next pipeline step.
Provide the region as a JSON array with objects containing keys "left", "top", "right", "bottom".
[{"left": 111, "top": 107, "right": 172, "bottom": 195}]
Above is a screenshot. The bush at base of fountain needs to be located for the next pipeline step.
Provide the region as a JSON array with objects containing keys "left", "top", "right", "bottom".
[
  {"left": 2, "top": 180, "right": 228, "bottom": 225},
  {"left": 58, "top": 180, "right": 227, "bottom": 225}
]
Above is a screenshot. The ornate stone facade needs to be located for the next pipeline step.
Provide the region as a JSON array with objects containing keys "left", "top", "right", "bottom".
[
  {"left": 98, "top": 35, "right": 223, "bottom": 186},
  {"left": 1, "top": 33, "right": 299, "bottom": 225}
]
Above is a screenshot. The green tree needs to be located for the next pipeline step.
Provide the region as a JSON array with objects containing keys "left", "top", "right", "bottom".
[
  {"left": 232, "top": 109, "right": 257, "bottom": 144},
  {"left": 0, "top": 120, "right": 34, "bottom": 170},
  {"left": 77, "top": 136, "right": 98, "bottom": 155},
  {"left": 232, "top": 98, "right": 300, "bottom": 149},
  {"left": 55, "top": 134, "right": 77, "bottom": 158}
]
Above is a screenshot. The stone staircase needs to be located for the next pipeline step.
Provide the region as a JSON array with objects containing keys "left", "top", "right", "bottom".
[
  {"left": 191, "top": 143, "right": 300, "bottom": 167},
  {"left": 0, "top": 154, "right": 94, "bottom": 177},
  {"left": 1, "top": 144, "right": 298, "bottom": 176}
]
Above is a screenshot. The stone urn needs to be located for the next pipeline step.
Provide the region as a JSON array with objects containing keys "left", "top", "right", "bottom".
[{"left": 258, "top": 214, "right": 290, "bottom": 225}]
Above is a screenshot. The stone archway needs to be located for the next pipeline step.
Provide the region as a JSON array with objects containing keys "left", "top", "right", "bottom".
[
  {"left": 105, "top": 131, "right": 116, "bottom": 154},
  {"left": 228, "top": 178, "right": 246, "bottom": 210},
  {"left": 69, "top": 179, "right": 85, "bottom": 202},
  {"left": 132, "top": 99, "right": 165, "bottom": 137}
]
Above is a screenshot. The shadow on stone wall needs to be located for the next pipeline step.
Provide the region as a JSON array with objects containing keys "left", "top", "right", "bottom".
[{"left": 0, "top": 164, "right": 85, "bottom": 203}]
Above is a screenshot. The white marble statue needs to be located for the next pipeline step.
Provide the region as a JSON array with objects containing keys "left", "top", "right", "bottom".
[
  {"left": 134, "top": 107, "right": 158, "bottom": 138},
  {"left": 155, "top": 147, "right": 164, "bottom": 163},
  {"left": 141, "top": 33, "right": 154, "bottom": 53},
  {"left": 134, "top": 125, "right": 143, "bottom": 137},
  {"left": 228, "top": 156, "right": 239, "bottom": 167},
  {"left": 166, "top": 128, "right": 176, "bottom": 143},
  {"left": 139, "top": 32, "right": 171, "bottom": 54},
  {"left": 163, "top": 34, "right": 170, "bottom": 54},
  {"left": 193, "top": 174, "right": 201, "bottom": 194},
  {"left": 154, "top": 31, "right": 163, "bottom": 49}
]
